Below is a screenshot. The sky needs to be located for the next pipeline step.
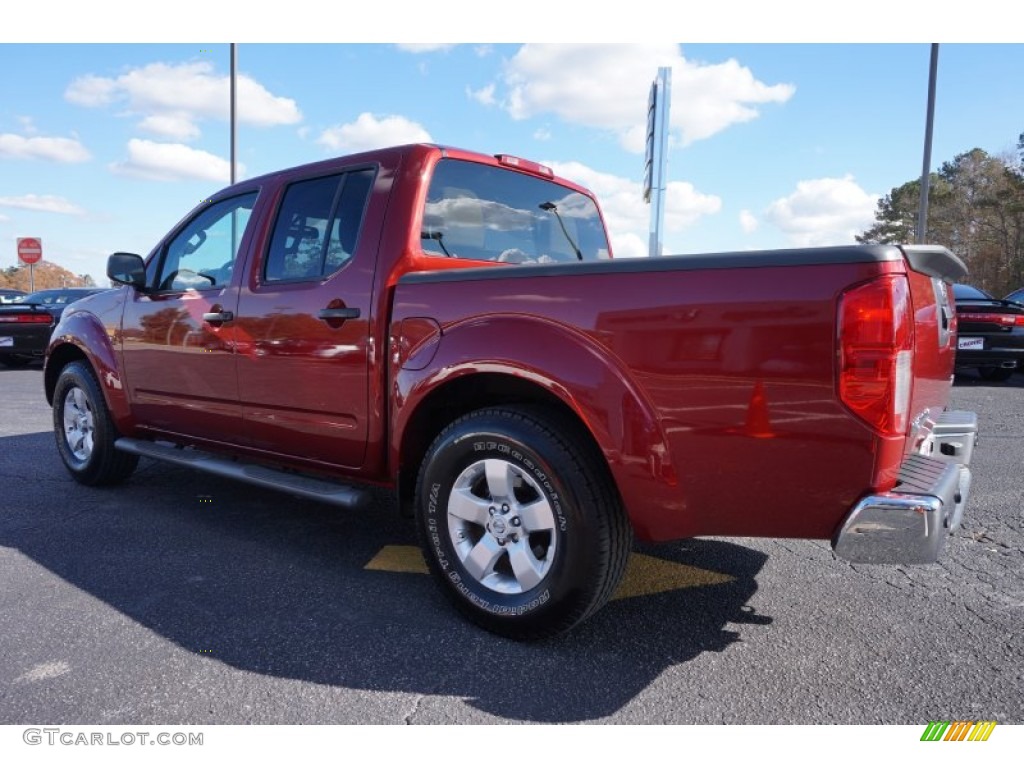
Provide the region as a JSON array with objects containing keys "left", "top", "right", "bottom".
[{"left": 2, "top": 5, "right": 1024, "bottom": 283}]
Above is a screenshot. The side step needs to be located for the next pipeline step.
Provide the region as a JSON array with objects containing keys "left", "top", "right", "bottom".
[{"left": 115, "top": 437, "right": 370, "bottom": 509}]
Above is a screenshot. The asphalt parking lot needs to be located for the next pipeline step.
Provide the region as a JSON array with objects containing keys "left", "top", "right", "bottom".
[{"left": 0, "top": 365, "right": 1021, "bottom": 724}]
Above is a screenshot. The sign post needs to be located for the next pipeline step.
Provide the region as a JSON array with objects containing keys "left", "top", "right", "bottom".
[
  {"left": 17, "top": 237, "right": 43, "bottom": 293},
  {"left": 643, "top": 67, "right": 672, "bottom": 257}
]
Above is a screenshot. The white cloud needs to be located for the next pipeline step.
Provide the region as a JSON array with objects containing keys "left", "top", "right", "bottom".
[
  {"left": 468, "top": 83, "right": 496, "bottom": 106},
  {"left": 65, "top": 74, "right": 117, "bottom": 107},
  {"left": 533, "top": 127, "right": 552, "bottom": 141},
  {"left": 136, "top": 114, "right": 201, "bottom": 141},
  {"left": 0, "top": 133, "right": 91, "bottom": 163},
  {"left": 0, "top": 194, "right": 85, "bottom": 216},
  {"left": 763, "top": 175, "right": 879, "bottom": 247},
  {"left": 110, "top": 139, "right": 241, "bottom": 183},
  {"left": 500, "top": 44, "right": 794, "bottom": 152},
  {"left": 16, "top": 116, "right": 37, "bottom": 134},
  {"left": 65, "top": 61, "right": 301, "bottom": 141},
  {"left": 612, "top": 232, "right": 648, "bottom": 259},
  {"left": 0, "top": 213, "right": 10, "bottom": 222},
  {"left": 397, "top": 44, "right": 456, "bottom": 53},
  {"left": 739, "top": 209, "right": 759, "bottom": 233},
  {"left": 317, "top": 113, "right": 432, "bottom": 153},
  {"left": 548, "top": 160, "right": 721, "bottom": 258},
  {"left": 475, "top": 45, "right": 493, "bottom": 58}
]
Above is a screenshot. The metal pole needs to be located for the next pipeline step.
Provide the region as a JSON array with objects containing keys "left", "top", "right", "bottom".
[
  {"left": 917, "top": 44, "right": 939, "bottom": 244},
  {"left": 230, "top": 43, "right": 237, "bottom": 186},
  {"left": 29, "top": 262, "right": 34, "bottom": 293},
  {"left": 230, "top": 44, "right": 238, "bottom": 261}
]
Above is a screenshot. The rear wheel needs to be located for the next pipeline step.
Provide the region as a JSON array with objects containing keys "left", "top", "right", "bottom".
[
  {"left": 415, "top": 406, "right": 632, "bottom": 640},
  {"left": 53, "top": 361, "right": 139, "bottom": 485},
  {"left": 978, "top": 365, "right": 1014, "bottom": 382}
]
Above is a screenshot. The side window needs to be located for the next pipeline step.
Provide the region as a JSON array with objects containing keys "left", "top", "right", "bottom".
[
  {"left": 158, "top": 192, "right": 257, "bottom": 291},
  {"left": 265, "top": 168, "right": 374, "bottom": 282}
]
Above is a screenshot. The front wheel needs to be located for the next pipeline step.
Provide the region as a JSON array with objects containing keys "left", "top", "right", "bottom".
[
  {"left": 415, "top": 406, "right": 632, "bottom": 640},
  {"left": 53, "top": 361, "right": 139, "bottom": 485}
]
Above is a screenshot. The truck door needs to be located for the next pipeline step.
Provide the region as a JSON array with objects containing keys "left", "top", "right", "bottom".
[
  {"left": 233, "top": 163, "right": 383, "bottom": 469},
  {"left": 120, "top": 191, "right": 259, "bottom": 443}
]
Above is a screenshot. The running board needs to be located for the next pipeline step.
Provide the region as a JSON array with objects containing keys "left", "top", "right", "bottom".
[{"left": 115, "top": 437, "right": 370, "bottom": 509}]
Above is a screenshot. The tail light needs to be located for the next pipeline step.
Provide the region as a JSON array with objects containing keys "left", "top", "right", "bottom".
[
  {"left": 958, "top": 312, "right": 1024, "bottom": 327},
  {"left": 0, "top": 314, "right": 52, "bottom": 324},
  {"left": 838, "top": 274, "right": 914, "bottom": 437}
]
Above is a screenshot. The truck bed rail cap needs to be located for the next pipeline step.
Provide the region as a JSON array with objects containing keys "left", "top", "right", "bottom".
[{"left": 400, "top": 245, "right": 905, "bottom": 285}]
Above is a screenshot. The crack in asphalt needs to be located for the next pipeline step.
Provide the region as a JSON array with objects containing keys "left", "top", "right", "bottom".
[{"left": 403, "top": 693, "right": 425, "bottom": 725}]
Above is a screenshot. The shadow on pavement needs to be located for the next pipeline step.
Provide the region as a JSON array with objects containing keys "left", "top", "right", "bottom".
[
  {"left": 953, "top": 368, "right": 1022, "bottom": 387},
  {"left": 1, "top": 431, "right": 771, "bottom": 723}
]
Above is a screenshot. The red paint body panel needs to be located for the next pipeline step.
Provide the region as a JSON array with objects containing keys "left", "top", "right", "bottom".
[
  {"left": 391, "top": 262, "right": 895, "bottom": 540},
  {"left": 44, "top": 143, "right": 962, "bottom": 545}
]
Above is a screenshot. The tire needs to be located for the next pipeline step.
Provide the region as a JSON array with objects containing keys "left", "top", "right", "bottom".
[
  {"left": 52, "top": 360, "right": 139, "bottom": 486},
  {"left": 0, "top": 353, "right": 33, "bottom": 368},
  {"left": 414, "top": 406, "right": 632, "bottom": 640},
  {"left": 978, "top": 366, "right": 1014, "bottom": 382}
]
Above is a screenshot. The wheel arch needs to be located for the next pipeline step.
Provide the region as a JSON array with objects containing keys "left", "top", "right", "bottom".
[
  {"left": 397, "top": 372, "right": 607, "bottom": 514},
  {"left": 391, "top": 316, "right": 685, "bottom": 540},
  {"left": 45, "top": 311, "right": 135, "bottom": 433}
]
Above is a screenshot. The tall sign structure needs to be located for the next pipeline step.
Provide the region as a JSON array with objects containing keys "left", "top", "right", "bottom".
[{"left": 644, "top": 67, "right": 672, "bottom": 257}]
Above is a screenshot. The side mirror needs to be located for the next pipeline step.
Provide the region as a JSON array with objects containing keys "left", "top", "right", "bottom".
[{"left": 107, "top": 252, "right": 147, "bottom": 291}]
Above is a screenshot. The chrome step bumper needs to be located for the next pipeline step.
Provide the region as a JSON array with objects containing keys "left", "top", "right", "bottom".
[{"left": 832, "top": 411, "right": 977, "bottom": 564}]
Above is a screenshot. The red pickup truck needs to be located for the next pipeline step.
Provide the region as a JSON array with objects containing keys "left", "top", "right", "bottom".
[{"left": 44, "top": 143, "right": 977, "bottom": 639}]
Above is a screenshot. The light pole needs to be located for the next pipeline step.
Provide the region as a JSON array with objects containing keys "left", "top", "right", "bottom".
[
  {"left": 917, "top": 44, "right": 939, "bottom": 244},
  {"left": 230, "top": 43, "right": 237, "bottom": 186}
]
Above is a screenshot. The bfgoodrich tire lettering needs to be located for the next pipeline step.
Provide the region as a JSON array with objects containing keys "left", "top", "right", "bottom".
[
  {"left": 415, "top": 406, "right": 632, "bottom": 640},
  {"left": 52, "top": 360, "right": 139, "bottom": 486}
]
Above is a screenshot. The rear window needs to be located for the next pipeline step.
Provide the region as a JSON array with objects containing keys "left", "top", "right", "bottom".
[
  {"left": 421, "top": 159, "right": 610, "bottom": 264},
  {"left": 952, "top": 284, "right": 992, "bottom": 301},
  {"left": 21, "top": 289, "right": 100, "bottom": 304}
]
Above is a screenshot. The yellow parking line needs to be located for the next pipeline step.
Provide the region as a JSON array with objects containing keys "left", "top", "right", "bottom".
[
  {"left": 612, "top": 552, "right": 734, "bottom": 599},
  {"left": 364, "top": 546, "right": 734, "bottom": 599},
  {"left": 364, "top": 545, "right": 429, "bottom": 574}
]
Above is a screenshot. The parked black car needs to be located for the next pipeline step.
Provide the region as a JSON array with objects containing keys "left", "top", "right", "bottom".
[
  {"left": 952, "top": 283, "right": 1024, "bottom": 381},
  {"left": 0, "top": 287, "right": 107, "bottom": 367},
  {"left": 0, "top": 288, "right": 28, "bottom": 304}
]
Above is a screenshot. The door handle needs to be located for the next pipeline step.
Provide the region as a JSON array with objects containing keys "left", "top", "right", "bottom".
[
  {"left": 203, "top": 310, "right": 234, "bottom": 323},
  {"left": 318, "top": 307, "right": 360, "bottom": 321}
]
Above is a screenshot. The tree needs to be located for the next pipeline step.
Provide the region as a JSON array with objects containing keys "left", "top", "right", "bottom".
[
  {"left": 857, "top": 178, "right": 928, "bottom": 245},
  {"left": 858, "top": 142, "right": 1024, "bottom": 296}
]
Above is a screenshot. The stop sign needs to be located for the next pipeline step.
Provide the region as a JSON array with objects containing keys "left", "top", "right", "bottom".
[{"left": 17, "top": 237, "right": 43, "bottom": 265}]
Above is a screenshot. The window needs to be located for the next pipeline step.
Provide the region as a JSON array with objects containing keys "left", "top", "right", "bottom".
[
  {"left": 421, "top": 159, "right": 611, "bottom": 263},
  {"left": 264, "top": 169, "right": 374, "bottom": 282},
  {"left": 952, "top": 284, "right": 992, "bottom": 301},
  {"left": 157, "top": 192, "right": 258, "bottom": 292}
]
